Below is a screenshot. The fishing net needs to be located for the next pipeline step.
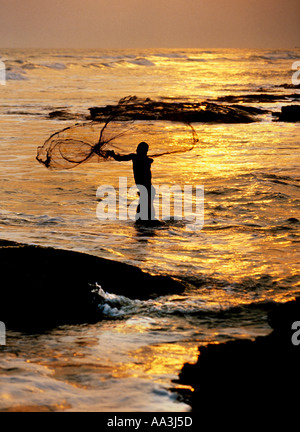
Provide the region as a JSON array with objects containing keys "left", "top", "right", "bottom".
[{"left": 36, "top": 96, "right": 199, "bottom": 170}]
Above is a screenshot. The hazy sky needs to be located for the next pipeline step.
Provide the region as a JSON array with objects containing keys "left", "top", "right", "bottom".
[{"left": 0, "top": 0, "right": 299, "bottom": 49}]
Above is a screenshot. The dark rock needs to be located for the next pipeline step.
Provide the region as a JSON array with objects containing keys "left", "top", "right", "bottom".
[
  {"left": 276, "top": 105, "right": 300, "bottom": 122},
  {"left": 176, "top": 297, "right": 300, "bottom": 412},
  {"left": 89, "top": 98, "right": 259, "bottom": 124},
  {"left": 286, "top": 217, "right": 299, "bottom": 224},
  {"left": 276, "top": 83, "right": 300, "bottom": 89},
  {"left": 216, "top": 93, "right": 300, "bottom": 103},
  {"left": 231, "top": 104, "right": 269, "bottom": 115},
  {"left": 0, "top": 241, "right": 185, "bottom": 331},
  {"left": 48, "top": 110, "right": 85, "bottom": 120}
]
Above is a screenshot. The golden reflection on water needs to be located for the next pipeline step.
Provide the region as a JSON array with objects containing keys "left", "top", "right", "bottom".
[
  {"left": 0, "top": 93, "right": 299, "bottom": 299},
  {"left": 111, "top": 342, "right": 199, "bottom": 383},
  {"left": 1, "top": 48, "right": 299, "bottom": 413}
]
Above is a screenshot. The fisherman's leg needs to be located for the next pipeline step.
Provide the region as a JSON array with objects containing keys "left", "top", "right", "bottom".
[
  {"left": 136, "top": 191, "right": 141, "bottom": 220},
  {"left": 136, "top": 185, "right": 149, "bottom": 221},
  {"left": 149, "top": 185, "right": 156, "bottom": 220}
]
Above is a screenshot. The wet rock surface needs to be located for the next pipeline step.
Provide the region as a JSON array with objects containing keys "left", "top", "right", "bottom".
[
  {"left": 89, "top": 98, "right": 260, "bottom": 123},
  {"left": 0, "top": 241, "right": 185, "bottom": 331},
  {"left": 46, "top": 95, "right": 300, "bottom": 124},
  {"left": 175, "top": 297, "right": 300, "bottom": 412},
  {"left": 274, "top": 105, "right": 300, "bottom": 122}
]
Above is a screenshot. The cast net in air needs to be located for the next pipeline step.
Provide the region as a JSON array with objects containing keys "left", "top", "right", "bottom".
[{"left": 36, "top": 96, "right": 199, "bottom": 170}]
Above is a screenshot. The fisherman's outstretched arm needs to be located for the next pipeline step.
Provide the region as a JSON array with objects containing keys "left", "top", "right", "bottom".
[{"left": 107, "top": 150, "right": 134, "bottom": 161}]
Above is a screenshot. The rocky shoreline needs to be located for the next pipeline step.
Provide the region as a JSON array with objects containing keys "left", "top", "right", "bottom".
[
  {"left": 2, "top": 240, "right": 299, "bottom": 414},
  {"left": 88, "top": 98, "right": 261, "bottom": 123},
  {"left": 0, "top": 240, "right": 185, "bottom": 331},
  {"left": 175, "top": 296, "right": 300, "bottom": 412},
  {"left": 48, "top": 94, "right": 300, "bottom": 123}
]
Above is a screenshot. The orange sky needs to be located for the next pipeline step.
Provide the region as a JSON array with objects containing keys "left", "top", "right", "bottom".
[{"left": 0, "top": 0, "right": 299, "bottom": 48}]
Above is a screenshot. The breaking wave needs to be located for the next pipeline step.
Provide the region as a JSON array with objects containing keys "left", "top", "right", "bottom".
[{"left": 94, "top": 273, "right": 299, "bottom": 321}]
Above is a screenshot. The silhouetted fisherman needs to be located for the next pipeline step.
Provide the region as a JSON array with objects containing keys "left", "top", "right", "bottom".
[{"left": 107, "top": 142, "right": 156, "bottom": 221}]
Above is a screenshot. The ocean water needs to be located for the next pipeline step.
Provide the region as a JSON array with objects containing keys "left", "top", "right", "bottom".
[{"left": 0, "top": 48, "right": 299, "bottom": 412}]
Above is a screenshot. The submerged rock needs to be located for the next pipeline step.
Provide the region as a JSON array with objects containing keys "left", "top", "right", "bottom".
[
  {"left": 176, "top": 297, "right": 300, "bottom": 412},
  {"left": 276, "top": 83, "right": 300, "bottom": 89},
  {"left": 216, "top": 93, "right": 300, "bottom": 103},
  {"left": 0, "top": 241, "right": 185, "bottom": 331},
  {"left": 48, "top": 110, "right": 85, "bottom": 121}
]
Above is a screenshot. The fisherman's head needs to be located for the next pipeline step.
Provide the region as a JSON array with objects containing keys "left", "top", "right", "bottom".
[{"left": 136, "top": 142, "right": 149, "bottom": 156}]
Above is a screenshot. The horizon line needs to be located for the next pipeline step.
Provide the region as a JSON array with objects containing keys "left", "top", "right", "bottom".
[{"left": 0, "top": 46, "right": 299, "bottom": 51}]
